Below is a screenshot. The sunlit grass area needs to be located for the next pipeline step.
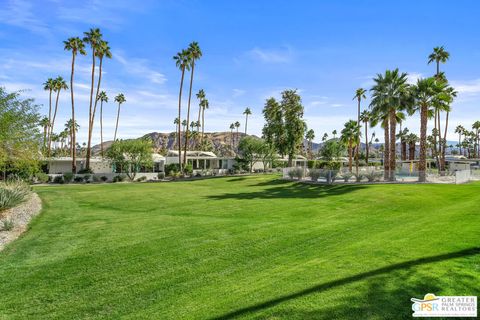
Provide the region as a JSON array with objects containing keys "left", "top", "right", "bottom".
[{"left": 0, "top": 175, "right": 478, "bottom": 319}]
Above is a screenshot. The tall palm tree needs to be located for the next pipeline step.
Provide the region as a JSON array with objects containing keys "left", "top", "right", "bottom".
[
  {"left": 64, "top": 36, "right": 86, "bottom": 172},
  {"left": 359, "top": 110, "right": 371, "bottom": 165},
  {"left": 406, "top": 133, "right": 419, "bottom": 160},
  {"left": 173, "top": 49, "right": 191, "bottom": 171},
  {"left": 472, "top": 121, "right": 480, "bottom": 158},
  {"left": 43, "top": 78, "right": 55, "bottom": 146},
  {"left": 428, "top": 46, "right": 450, "bottom": 76},
  {"left": 370, "top": 69, "right": 410, "bottom": 181},
  {"left": 97, "top": 91, "right": 108, "bottom": 157},
  {"left": 455, "top": 125, "right": 465, "bottom": 155},
  {"left": 39, "top": 116, "right": 50, "bottom": 152},
  {"left": 341, "top": 120, "right": 360, "bottom": 173},
  {"left": 48, "top": 76, "right": 68, "bottom": 156},
  {"left": 196, "top": 89, "right": 205, "bottom": 132},
  {"left": 243, "top": 107, "right": 252, "bottom": 135},
  {"left": 396, "top": 127, "right": 409, "bottom": 161},
  {"left": 353, "top": 88, "right": 367, "bottom": 173},
  {"left": 201, "top": 98, "right": 209, "bottom": 144},
  {"left": 332, "top": 130, "right": 337, "bottom": 139},
  {"left": 65, "top": 119, "right": 79, "bottom": 158},
  {"left": 411, "top": 77, "right": 449, "bottom": 182},
  {"left": 183, "top": 42, "right": 202, "bottom": 166},
  {"left": 234, "top": 121, "right": 241, "bottom": 146},
  {"left": 173, "top": 117, "right": 180, "bottom": 148},
  {"left": 83, "top": 28, "right": 103, "bottom": 169},
  {"left": 113, "top": 93, "right": 126, "bottom": 141},
  {"left": 229, "top": 123, "right": 235, "bottom": 149},
  {"left": 305, "top": 129, "right": 315, "bottom": 159},
  {"left": 182, "top": 119, "right": 187, "bottom": 135}
]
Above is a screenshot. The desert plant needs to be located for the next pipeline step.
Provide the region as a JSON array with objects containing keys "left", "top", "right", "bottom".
[
  {"left": 63, "top": 172, "right": 74, "bottom": 183},
  {"left": 165, "top": 163, "right": 180, "bottom": 176},
  {"left": 92, "top": 175, "right": 100, "bottom": 182},
  {"left": 73, "top": 176, "right": 83, "bottom": 183},
  {"left": 293, "top": 167, "right": 304, "bottom": 180},
  {"left": 83, "top": 174, "right": 91, "bottom": 183},
  {"left": 365, "top": 171, "right": 383, "bottom": 182},
  {"left": 308, "top": 169, "right": 321, "bottom": 182},
  {"left": 184, "top": 164, "right": 193, "bottom": 175},
  {"left": 341, "top": 172, "right": 354, "bottom": 182},
  {"left": 112, "top": 175, "right": 126, "bottom": 183},
  {"left": 35, "top": 172, "right": 49, "bottom": 184},
  {"left": 1, "top": 219, "right": 14, "bottom": 231},
  {"left": 77, "top": 168, "right": 94, "bottom": 174},
  {"left": 0, "top": 181, "right": 31, "bottom": 211},
  {"left": 320, "top": 170, "right": 339, "bottom": 184},
  {"left": 157, "top": 172, "right": 165, "bottom": 180},
  {"left": 100, "top": 176, "right": 108, "bottom": 182},
  {"left": 354, "top": 173, "right": 365, "bottom": 182}
]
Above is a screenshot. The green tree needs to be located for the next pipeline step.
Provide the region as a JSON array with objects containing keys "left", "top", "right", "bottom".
[
  {"left": 262, "top": 98, "right": 285, "bottom": 156},
  {"left": 184, "top": 42, "right": 202, "bottom": 166},
  {"left": 234, "top": 121, "right": 241, "bottom": 147},
  {"left": 341, "top": 120, "right": 360, "bottom": 172},
  {"left": 305, "top": 129, "right": 315, "bottom": 159},
  {"left": 282, "top": 90, "right": 306, "bottom": 167},
  {"left": 113, "top": 93, "right": 126, "bottom": 141},
  {"left": 173, "top": 49, "right": 191, "bottom": 171},
  {"left": 106, "top": 138, "right": 153, "bottom": 181},
  {"left": 428, "top": 46, "right": 450, "bottom": 76},
  {"left": 97, "top": 91, "right": 108, "bottom": 157},
  {"left": 243, "top": 107, "right": 252, "bottom": 135},
  {"left": 64, "top": 36, "right": 86, "bottom": 173},
  {"left": 237, "top": 136, "right": 262, "bottom": 172},
  {"left": 229, "top": 123, "right": 235, "bottom": 149}
]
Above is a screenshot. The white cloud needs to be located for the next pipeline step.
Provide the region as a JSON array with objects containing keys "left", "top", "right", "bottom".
[
  {"left": 0, "top": 0, "right": 51, "bottom": 37},
  {"left": 232, "top": 89, "right": 245, "bottom": 98},
  {"left": 246, "top": 46, "right": 293, "bottom": 63},
  {"left": 114, "top": 51, "right": 167, "bottom": 84}
]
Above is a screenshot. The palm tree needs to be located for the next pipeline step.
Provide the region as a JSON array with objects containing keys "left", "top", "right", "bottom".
[
  {"left": 243, "top": 107, "right": 252, "bottom": 135},
  {"left": 234, "top": 121, "right": 241, "bottom": 146},
  {"left": 322, "top": 133, "right": 328, "bottom": 142},
  {"left": 189, "top": 121, "right": 196, "bottom": 150},
  {"left": 455, "top": 125, "right": 465, "bottom": 155},
  {"left": 196, "top": 89, "right": 205, "bottom": 132},
  {"left": 332, "top": 130, "right": 337, "bottom": 139},
  {"left": 305, "top": 129, "right": 315, "bottom": 159},
  {"left": 182, "top": 119, "right": 187, "bottom": 135},
  {"left": 39, "top": 117, "right": 50, "bottom": 152},
  {"left": 65, "top": 119, "right": 79, "bottom": 158},
  {"left": 359, "top": 110, "right": 371, "bottom": 165},
  {"left": 173, "top": 49, "right": 191, "bottom": 171},
  {"left": 370, "top": 69, "right": 410, "bottom": 181},
  {"left": 406, "top": 133, "right": 419, "bottom": 160},
  {"left": 173, "top": 117, "right": 180, "bottom": 148},
  {"left": 48, "top": 76, "right": 68, "bottom": 156},
  {"left": 353, "top": 88, "right": 367, "bottom": 173},
  {"left": 183, "top": 42, "right": 202, "bottom": 166},
  {"left": 341, "top": 120, "right": 360, "bottom": 172},
  {"left": 97, "top": 91, "right": 108, "bottom": 157},
  {"left": 83, "top": 27, "right": 103, "bottom": 170},
  {"left": 229, "top": 123, "right": 235, "bottom": 149},
  {"left": 200, "top": 98, "right": 209, "bottom": 144},
  {"left": 113, "top": 93, "right": 126, "bottom": 141},
  {"left": 396, "top": 128, "right": 409, "bottom": 161},
  {"left": 43, "top": 78, "right": 55, "bottom": 147},
  {"left": 411, "top": 77, "right": 449, "bottom": 182},
  {"left": 472, "top": 121, "right": 480, "bottom": 158},
  {"left": 428, "top": 46, "right": 450, "bottom": 76}
]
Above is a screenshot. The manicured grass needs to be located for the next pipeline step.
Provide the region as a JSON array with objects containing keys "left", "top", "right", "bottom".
[{"left": 0, "top": 175, "right": 479, "bottom": 319}]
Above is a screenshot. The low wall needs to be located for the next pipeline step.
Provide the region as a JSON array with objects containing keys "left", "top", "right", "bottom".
[
  {"left": 48, "top": 172, "right": 161, "bottom": 182},
  {"left": 455, "top": 170, "right": 471, "bottom": 184}
]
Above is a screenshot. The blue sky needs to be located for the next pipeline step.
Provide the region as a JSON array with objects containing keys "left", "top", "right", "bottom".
[{"left": 1, "top": 0, "right": 480, "bottom": 144}]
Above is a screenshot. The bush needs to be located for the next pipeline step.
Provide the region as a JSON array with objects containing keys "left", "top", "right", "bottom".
[
  {"left": 354, "top": 173, "right": 365, "bottom": 182},
  {"left": 1, "top": 219, "right": 14, "bottom": 231},
  {"left": 53, "top": 176, "right": 64, "bottom": 184},
  {"left": 83, "top": 174, "right": 91, "bottom": 183},
  {"left": 184, "top": 164, "right": 193, "bottom": 175},
  {"left": 77, "top": 168, "right": 94, "bottom": 174},
  {"left": 308, "top": 169, "right": 321, "bottom": 182},
  {"left": 195, "top": 172, "right": 202, "bottom": 177},
  {"left": 0, "top": 181, "right": 31, "bottom": 211},
  {"left": 73, "top": 176, "right": 84, "bottom": 183},
  {"left": 112, "top": 175, "right": 126, "bottom": 183},
  {"left": 92, "top": 175, "right": 100, "bottom": 183},
  {"left": 157, "top": 172, "right": 165, "bottom": 180},
  {"left": 165, "top": 163, "right": 180, "bottom": 176},
  {"left": 63, "top": 172, "right": 74, "bottom": 183},
  {"left": 35, "top": 172, "right": 49, "bottom": 184},
  {"left": 287, "top": 167, "right": 304, "bottom": 180},
  {"left": 341, "top": 172, "right": 354, "bottom": 182},
  {"left": 100, "top": 176, "right": 108, "bottom": 182},
  {"left": 365, "top": 171, "right": 383, "bottom": 182},
  {"left": 287, "top": 169, "right": 296, "bottom": 179},
  {"left": 136, "top": 176, "right": 147, "bottom": 182},
  {"left": 320, "top": 170, "right": 339, "bottom": 184}
]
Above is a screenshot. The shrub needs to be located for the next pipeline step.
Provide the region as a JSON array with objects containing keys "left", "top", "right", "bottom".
[
  {"left": 63, "top": 172, "right": 74, "bottom": 183},
  {"left": 354, "top": 173, "right": 365, "bottom": 182},
  {"left": 287, "top": 169, "right": 296, "bottom": 179},
  {"left": 365, "top": 171, "right": 382, "bottom": 182},
  {"left": 0, "top": 181, "right": 31, "bottom": 211},
  {"left": 92, "top": 175, "right": 100, "bottom": 183},
  {"left": 77, "top": 168, "right": 94, "bottom": 174},
  {"left": 341, "top": 172, "right": 354, "bottom": 182},
  {"left": 83, "top": 174, "right": 91, "bottom": 183},
  {"left": 136, "top": 176, "right": 147, "bottom": 182},
  {"left": 288, "top": 167, "right": 304, "bottom": 180},
  {"left": 157, "top": 172, "right": 165, "bottom": 180},
  {"left": 165, "top": 163, "right": 180, "bottom": 176},
  {"left": 1, "top": 219, "right": 14, "bottom": 231},
  {"left": 195, "top": 172, "right": 202, "bottom": 177},
  {"left": 184, "top": 164, "right": 193, "bottom": 175},
  {"left": 308, "top": 169, "right": 321, "bottom": 182},
  {"left": 53, "top": 176, "right": 64, "bottom": 184},
  {"left": 100, "top": 176, "right": 108, "bottom": 182},
  {"left": 320, "top": 170, "right": 339, "bottom": 184},
  {"left": 73, "top": 176, "right": 84, "bottom": 183},
  {"left": 112, "top": 175, "right": 126, "bottom": 183},
  {"left": 35, "top": 172, "right": 49, "bottom": 184}
]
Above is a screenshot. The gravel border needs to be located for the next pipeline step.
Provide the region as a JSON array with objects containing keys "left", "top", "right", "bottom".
[{"left": 0, "top": 193, "right": 42, "bottom": 251}]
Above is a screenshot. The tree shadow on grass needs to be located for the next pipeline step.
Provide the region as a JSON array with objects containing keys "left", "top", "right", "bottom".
[
  {"left": 209, "top": 247, "right": 480, "bottom": 319},
  {"left": 207, "top": 181, "right": 367, "bottom": 200}
]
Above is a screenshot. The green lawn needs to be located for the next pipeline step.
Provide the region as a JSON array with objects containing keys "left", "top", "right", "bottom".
[{"left": 0, "top": 175, "right": 479, "bottom": 319}]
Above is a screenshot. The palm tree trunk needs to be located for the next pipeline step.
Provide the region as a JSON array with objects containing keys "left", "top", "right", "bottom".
[
  {"left": 201, "top": 108, "right": 205, "bottom": 145},
  {"left": 383, "top": 119, "right": 390, "bottom": 181},
  {"left": 197, "top": 106, "right": 201, "bottom": 133},
  {"left": 419, "top": 105, "right": 428, "bottom": 182},
  {"left": 100, "top": 100, "right": 104, "bottom": 157},
  {"left": 355, "top": 98, "right": 360, "bottom": 175},
  {"left": 48, "top": 90, "right": 61, "bottom": 157},
  {"left": 348, "top": 142, "right": 353, "bottom": 172},
  {"left": 364, "top": 123, "right": 369, "bottom": 166},
  {"left": 114, "top": 103, "right": 121, "bottom": 141},
  {"left": 47, "top": 89, "right": 52, "bottom": 151},
  {"left": 69, "top": 53, "right": 77, "bottom": 173},
  {"left": 183, "top": 61, "right": 195, "bottom": 166},
  {"left": 389, "top": 109, "right": 396, "bottom": 181},
  {"left": 87, "top": 57, "right": 103, "bottom": 165},
  {"left": 401, "top": 141, "right": 407, "bottom": 161},
  {"left": 177, "top": 67, "right": 186, "bottom": 171},
  {"left": 245, "top": 114, "right": 248, "bottom": 135},
  {"left": 86, "top": 47, "right": 96, "bottom": 170}
]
